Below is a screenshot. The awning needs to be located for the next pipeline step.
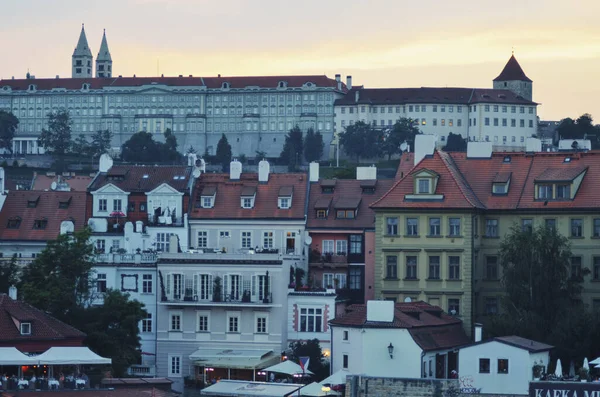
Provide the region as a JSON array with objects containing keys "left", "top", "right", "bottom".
[
  {"left": 201, "top": 380, "right": 301, "bottom": 396},
  {"left": 0, "top": 347, "right": 39, "bottom": 365},
  {"left": 263, "top": 360, "right": 314, "bottom": 376},
  {"left": 190, "top": 349, "right": 280, "bottom": 370},
  {"left": 35, "top": 346, "right": 111, "bottom": 365}
]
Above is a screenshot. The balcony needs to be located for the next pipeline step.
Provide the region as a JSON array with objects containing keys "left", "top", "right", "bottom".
[
  {"left": 147, "top": 214, "right": 184, "bottom": 227},
  {"left": 161, "top": 292, "right": 276, "bottom": 307},
  {"left": 187, "top": 247, "right": 280, "bottom": 255},
  {"left": 0, "top": 257, "right": 34, "bottom": 266},
  {"left": 94, "top": 252, "right": 157, "bottom": 264},
  {"left": 127, "top": 365, "right": 156, "bottom": 377},
  {"left": 309, "top": 251, "right": 349, "bottom": 268}
]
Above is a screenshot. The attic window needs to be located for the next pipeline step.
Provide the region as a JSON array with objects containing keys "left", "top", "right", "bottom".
[
  {"left": 417, "top": 179, "right": 431, "bottom": 194},
  {"left": 222, "top": 82, "right": 230, "bottom": 89},
  {"left": 33, "top": 219, "right": 48, "bottom": 230},
  {"left": 316, "top": 209, "right": 327, "bottom": 219},
  {"left": 336, "top": 210, "right": 355, "bottom": 219},
  {"left": 82, "top": 83, "right": 90, "bottom": 90},
  {"left": 320, "top": 180, "right": 336, "bottom": 193},
  {"left": 492, "top": 172, "right": 511, "bottom": 195},
  {"left": 278, "top": 186, "right": 293, "bottom": 209},
  {"left": 200, "top": 186, "right": 217, "bottom": 209},
  {"left": 28, "top": 84, "right": 36, "bottom": 91},
  {"left": 240, "top": 186, "right": 257, "bottom": 209},
  {"left": 20, "top": 322, "right": 31, "bottom": 335},
  {"left": 27, "top": 195, "right": 40, "bottom": 208},
  {"left": 564, "top": 157, "right": 571, "bottom": 163},
  {"left": 59, "top": 196, "right": 72, "bottom": 209},
  {"left": 503, "top": 156, "right": 511, "bottom": 163},
  {"left": 143, "top": 174, "right": 149, "bottom": 179},
  {"left": 360, "top": 180, "right": 377, "bottom": 194},
  {"left": 278, "top": 81, "right": 287, "bottom": 89},
  {"left": 7, "top": 217, "right": 21, "bottom": 229},
  {"left": 492, "top": 183, "right": 508, "bottom": 194}
]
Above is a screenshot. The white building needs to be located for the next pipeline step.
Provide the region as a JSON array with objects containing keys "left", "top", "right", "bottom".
[
  {"left": 334, "top": 55, "right": 537, "bottom": 152},
  {"left": 329, "top": 300, "right": 469, "bottom": 379},
  {"left": 457, "top": 333, "right": 552, "bottom": 395}
]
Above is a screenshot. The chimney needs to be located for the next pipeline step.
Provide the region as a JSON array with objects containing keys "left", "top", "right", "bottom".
[
  {"left": 414, "top": 135, "right": 437, "bottom": 166},
  {"left": 335, "top": 74, "right": 342, "bottom": 91},
  {"left": 309, "top": 162, "right": 319, "bottom": 182},
  {"left": 258, "top": 159, "right": 270, "bottom": 183},
  {"left": 366, "top": 300, "right": 394, "bottom": 322},
  {"left": 466, "top": 142, "right": 493, "bottom": 159},
  {"left": 474, "top": 323, "right": 483, "bottom": 342},
  {"left": 99, "top": 153, "right": 113, "bottom": 173},
  {"left": 230, "top": 159, "right": 242, "bottom": 180},
  {"left": 356, "top": 165, "right": 377, "bottom": 180},
  {"left": 355, "top": 90, "right": 360, "bottom": 102},
  {"left": 526, "top": 137, "right": 542, "bottom": 153},
  {"left": 168, "top": 235, "right": 179, "bottom": 254},
  {"left": 8, "top": 285, "right": 17, "bottom": 300},
  {"left": 346, "top": 76, "right": 352, "bottom": 90}
]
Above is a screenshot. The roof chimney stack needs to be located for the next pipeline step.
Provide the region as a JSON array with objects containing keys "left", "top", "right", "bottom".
[
  {"left": 355, "top": 90, "right": 360, "bottom": 102},
  {"left": 474, "top": 323, "right": 483, "bottom": 342},
  {"left": 346, "top": 76, "right": 352, "bottom": 90},
  {"left": 8, "top": 285, "right": 17, "bottom": 300},
  {"left": 99, "top": 153, "right": 113, "bottom": 173},
  {"left": 230, "top": 159, "right": 242, "bottom": 180},
  {"left": 309, "top": 162, "right": 320, "bottom": 182},
  {"left": 258, "top": 159, "right": 270, "bottom": 183}
]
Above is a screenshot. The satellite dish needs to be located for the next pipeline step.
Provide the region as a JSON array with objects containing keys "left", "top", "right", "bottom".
[
  {"left": 404, "top": 297, "right": 412, "bottom": 303},
  {"left": 305, "top": 236, "right": 313, "bottom": 245},
  {"left": 192, "top": 168, "right": 201, "bottom": 178},
  {"left": 50, "top": 181, "right": 57, "bottom": 190},
  {"left": 400, "top": 142, "right": 408, "bottom": 152}
]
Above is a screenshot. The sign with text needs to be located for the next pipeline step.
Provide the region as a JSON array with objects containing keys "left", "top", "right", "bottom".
[{"left": 530, "top": 381, "right": 600, "bottom": 397}]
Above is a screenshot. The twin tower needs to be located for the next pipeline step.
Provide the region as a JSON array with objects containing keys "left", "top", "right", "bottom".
[{"left": 72, "top": 24, "right": 112, "bottom": 79}]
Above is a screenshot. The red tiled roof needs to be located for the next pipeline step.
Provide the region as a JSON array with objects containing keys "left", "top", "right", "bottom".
[
  {"left": 492, "top": 172, "right": 512, "bottom": 183},
  {"left": 0, "top": 75, "right": 342, "bottom": 91},
  {"left": 190, "top": 172, "right": 307, "bottom": 219},
  {"left": 31, "top": 175, "right": 93, "bottom": 191},
  {"left": 0, "top": 191, "right": 87, "bottom": 241},
  {"left": 493, "top": 55, "right": 533, "bottom": 82},
  {"left": 307, "top": 179, "right": 394, "bottom": 230},
  {"left": 371, "top": 151, "right": 485, "bottom": 210},
  {"left": 89, "top": 165, "right": 190, "bottom": 193},
  {"left": 334, "top": 87, "right": 536, "bottom": 106},
  {"left": 395, "top": 152, "right": 415, "bottom": 179},
  {"left": 534, "top": 166, "right": 587, "bottom": 182},
  {"left": 0, "top": 294, "right": 85, "bottom": 344},
  {"left": 329, "top": 301, "right": 469, "bottom": 351},
  {"left": 0, "top": 388, "right": 177, "bottom": 397}
]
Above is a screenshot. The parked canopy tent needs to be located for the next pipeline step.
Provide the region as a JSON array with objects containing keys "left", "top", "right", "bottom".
[
  {"left": 35, "top": 347, "right": 111, "bottom": 365},
  {"left": 263, "top": 360, "right": 314, "bottom": 376},
  {"left": 300, "top": 382, "right": 341, "bottom": 396},
  {"left": 0, "top": 347, "right": 38, "bottom": 365},
  {"left": 321, "top": 369, "right": 350, "bottom": 386}
]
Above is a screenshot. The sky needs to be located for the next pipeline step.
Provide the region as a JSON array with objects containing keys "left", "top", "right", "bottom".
[{"left": 1, "top": 0, "right": 600, "bottom": 121}]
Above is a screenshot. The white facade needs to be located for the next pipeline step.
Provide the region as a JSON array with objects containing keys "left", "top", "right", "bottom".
[{"left": 458, "top": 340, "right": 550, "bottom": 395}]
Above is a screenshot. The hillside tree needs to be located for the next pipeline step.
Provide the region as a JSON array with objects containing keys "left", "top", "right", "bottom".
[
  {"left": 280, "top": 126, "right": 304, "bottom": 171},
  {"left": 304, "top": 128, "right": 324, "bottom": 163},
  {"left": 90, "top": 129, "right": 114, "bottom": 158},
  {"left": 381, "top": 118, "right": 421, "bottom": 160},
  {"left": 0, "top": 110, "right": 19, "bottom": 154},
  {"left": 216, "top": 133, "right": 233, "bottom": 171},
  {"left": 39, "top": 109, "right": 72, "bottom": 157},
  {"left": 339, "top": 121, "right": 382, "bottom": 163},
  {"left": 0, "top": 255, "right": 20, "bottom": 294},
  {"left": 443, "top": 133, "right": 467, "bottom": 152}
]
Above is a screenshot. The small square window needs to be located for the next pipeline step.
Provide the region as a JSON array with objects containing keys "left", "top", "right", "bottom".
[
  {"left": 20, "top": 322, "right": 31, "bottom": 335},
  {"left": 497, "top": 359, "right": 509, "bottom": 374},
  {"left": 343, "top": 354, "right": 349, "bottom": 369},
  {"left": 479, "top": 358, "right": 491, "bottom": 373},
  {"left": 316, "top": 209, "right": 326, "bottom": 219},
  {"left": 343, "top": 330, "right": 349, "bottom": 340}
]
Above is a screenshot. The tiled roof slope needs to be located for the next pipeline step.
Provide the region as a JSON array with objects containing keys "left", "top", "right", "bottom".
[
  {"left": 0, "top": 294, "right": 85, "bottom": 343},
  {"left": 378, "top": 150, "right": 600, "bottom": 212},
  {"left": 190, "top": 172, "right": 307, "bottom": 220},
  {"left": 334, "top": 87, "right": 536, "bottom": 106},
  {"left": 88, "top": 165, "right": 190, "bottom": 193},
  {"left": 494, "top": 336, "right": 553, "bottom": 352},
  {"left": 371, "top": 151, "right": 485, "bottom": 210},
  {"left": 493, "top": 55, "right": 533, "bottom": 82},
  {"left": 306, "top": 179, "right": 394, "bottom": 229},
  {"left": 31, "top": 174, "right": 93, "bottom": 191},
  {"left": 329, "top": 301, "right": 469, "bottom": 351},
  {"left": 0, "top": 191, "right": 87, "bottom": 241},
  {"left": 0, "top": 75, "right": 342, "bottom": 91}
]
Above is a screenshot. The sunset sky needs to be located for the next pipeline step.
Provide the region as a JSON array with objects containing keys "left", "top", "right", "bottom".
[{"left": 2, "top": 0, "right": 599, "bottom": 121}]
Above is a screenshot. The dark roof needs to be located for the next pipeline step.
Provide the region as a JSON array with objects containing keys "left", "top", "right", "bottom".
[
  {"left": 320, "top": 179, "right": 337, "bottom": 187},
  {"left": 0, "top": 191, "right": 87, "bottom": 241},
  {"left": 534, "top": 166, "right": 587, "bottom": 182},
  {"left": 494, "top": 336, "right": 553, "bottom": 352},
  {"left": 0, "top": 294, "right": 85, "bottom": 343},
  {"left": 329, "top": 301, "right": 469, "bottom": 352},
  {"left": 493, "top": 55, "right": 533, "bottom": 82},
  {"left": 190, "top": 172, "right": 307, "bottom": 220},
  {"left": 0, "top": 75, "right": 342, "bottom": 91},
  {"left": 307, "top": 179, "right": 394, "bottom": 229},
  {"left": 335, "top": 87, "right": 536, "bottom": 106},
  {"left": 201, "top": 186, "right": 217, "bottom": 196},
  {"left": 279, "top": 186, "right": 294, "bottom": 197},
  {"left": 89, "top": 165, "right": 191, "bottom": 193},
  {"left": 493, "top": 172, "right": 512, "bottom": 183},
  {"left": 31, "top": 175, "right": 94, "bottom": 191}
]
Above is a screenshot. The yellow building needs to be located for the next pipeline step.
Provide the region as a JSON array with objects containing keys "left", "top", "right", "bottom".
[{"left": 372, "top": 149, "right": 600, "bottom": 334}]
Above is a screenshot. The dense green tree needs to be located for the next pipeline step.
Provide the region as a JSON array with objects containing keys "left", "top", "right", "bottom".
[
  {"left": 90, "top": 129, "right": 114, "bottom": 158},
  {"left": 215, "top": 134, "right": 232, "bottom": 171},
  {"left": 339, "top": 121, "right": 383, "bottom": 163},
  {"left": 121, "top": 130, "right": 181, "bottom": 163},
  {"left": 280, "top": 126, "right": 304, "bottom": 171},
  {"left": 19, "top": 228, "right": 95, "bottom": 322},
  {"left": 0, "top": 110, "right": 19, "bottom": 154},
  {"left": 557, "top": 114, "right": 600, "bottom": 144},
  {"left": 72, "top": 134, "right": 91, "bottom": 156},
  {"left": 288, "top": 339, "right": 330, "bottom": 381},
  {"left": 381, "top": 118, "right": 421, "bottom": 160},
  {"left": 303, "top": 128, "right": 324, "bottom": 163},
  {"left": 80, "top": 290, "right": 147, "bottom": 377},
  {"left": 186, "top": 145, "right": 197, "bottom": 155},
  {"left": 0, "top": 255, "right": 20, "bottom": 294},
  {"left": 39, "top": 110, "right": 72, "bottom": 157},
  {"left": 443, "top": 133, "right": 467, "bottom": 152}
]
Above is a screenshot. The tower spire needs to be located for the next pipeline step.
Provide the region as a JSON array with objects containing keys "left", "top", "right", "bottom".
[
  {"left": 73, "top": 24, "right": 92, "bottom": 57},
  {"left": 95, "top": 29, "right": 113, "bottom": 78},
  {"left": 72, "top": 24, "right": 93, "bottom": 78}
]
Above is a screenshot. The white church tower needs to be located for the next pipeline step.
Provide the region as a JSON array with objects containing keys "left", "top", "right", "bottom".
[
  {"left": 72, "top": 24, "right": 93, "bottom": 78},
  {"left": 95, "top": 29, "right": 113, "bottom": 78}
]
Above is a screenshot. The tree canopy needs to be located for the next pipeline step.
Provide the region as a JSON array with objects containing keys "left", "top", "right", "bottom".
[
  {"left": 304, "top": 128, "right": 324, "bottom": 163},
  {"left": 216, "top": 133, "right": 232, "bottom": 171},
  {"left": 557, "top": 114, "right": 600, "bottom": 145},
  {"left": 288, "top": 339, "right": 330, "bottom": 381},
  {"left": 381, "top": 118, "right": 421, "bottom": 160},
  {"left": 121, "top": 130, "right": 182, "bottom": 163},
  {"left": 443, "top": 133, "right": 467, "bottom": 152},
  {"left": 0, "top": 110, "right": 19, "bottom": 154},
  {"left": 339, "top": 121, "right": 383, "bottom": 163},
  {"left": 39, "top": 110, "right": 72, "bottom": 157},
  {"left": 280, "top": 126, "right": 304, "bottom": 171},
  {"left": 0, "top": 255, "right": 19, "bottom": 294},
  {"left": 90, "top": 129, "right": 114, "bottom": 158}
]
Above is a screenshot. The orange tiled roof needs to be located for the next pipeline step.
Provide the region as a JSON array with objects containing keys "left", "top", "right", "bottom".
[{"left": 31, "top": 174, "right": 93, "bottom": 191}]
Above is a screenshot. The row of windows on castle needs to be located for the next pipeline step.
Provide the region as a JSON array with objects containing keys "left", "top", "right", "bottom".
[
  {"left": 339, "top": 104, "right": 536, "bottom": 115},
  {"left": 340, "top": 117, "right": 535, "bottom": 129}
]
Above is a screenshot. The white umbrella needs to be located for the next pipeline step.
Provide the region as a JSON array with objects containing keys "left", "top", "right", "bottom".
[
  {"left": 321, "top": 369, "right": 350, "bottom": 386},
  {"left": 584, "top": 358, "right": 590, "bottom": 371},
  {"left": 555, "top": 359, "right": 563, "bottom": 377},
  {"left": 300, "top": 382, "right": 341, "bottom": 396},
  {"left": 263, "top": 360, "right": 314, "bottom": 376},
  {"left": 590, "top": 357, "right": 600, "bottom": 366}
]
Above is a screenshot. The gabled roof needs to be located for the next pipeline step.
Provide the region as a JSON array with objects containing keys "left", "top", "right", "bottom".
[
  {"left": 492, "top": 172, "right": 512, "bottom": 183},
  {"left": 88, "top": 165, "right": 191, "bottom": 193},
  {"left": 0, "top": 294, "right": 85, "bottom": 344},
  {"left": 329, "top": 301, "right": 469, "bottom": 352},
  {"left": 534, "top": 166, "right": 587, "bottom": 182},
  {"left": 307, "top": 179, "right": 394, "bottom": 230},
  {"left": 460, "top": 335, "right": 553, "bottom": 353},
  {"left": 190, "top": 173, "right": 307, "bottom": 220},
  {"left": 0, "top": 191, "right": 87, "bottom": 242},
  {"left": 493, "top": 55, "right": 533, "bottom": 82}
]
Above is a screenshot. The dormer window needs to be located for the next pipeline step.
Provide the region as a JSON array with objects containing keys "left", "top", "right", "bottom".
[
  {"left": 534, "top": 167, "right": 586, "bottom": 201},
  {"left": 334, "top": 198, "right": 360, "bottom": 219},
  {"left": 27, "top": 195, "right": 40, "bottom": 208},
  {"left": 28, "top": 84, "right": 36, "bottom": 92},
  {"left": 82, "top": 83, "right": 90, "bottom": 91},
  {"left": 360, "top": 180, "right": 377, "bottom": 194},
  {"left": 278, "top": 186, "right": 293, "bottom": 209},
  {"left": 240, "top": 186, "right": 257, "bottom": 209},
  {"left": 222, "top": 82, "right": 230, "bottom": 89},
  {"left": 316, "top": 210, "right": 327, "bottom": 219},
  {"left": 556, "top": 184, "right": 570, "bottom": 199},
  {"left": 405, "top": 169, "right": 443, "bottom": 201},
  {"left": 278, "top": 81, "right": 287, "bottom": 89},
  {"left": 279, "top": 198, "right": 290, "bottom": 209},
  {"left": 202, "top": 196, "right": 214, "bottom": 208},
  {"left": 492, "top": 172, "right": 511, "bottom": 195},
  {"left": 336, "top": 210, "right": 355, "bottom": 219},
  {"left": 59, "top": 196, "right": 72, "bottom": 209},
  {"left": 314, "top": 197, "right": 331, "bottom": 219},
  {"left": 417, "top": 179, "right": 430, "bottom": 194},
  {"left": 538, "top": 185, "right": 552, "bottom": 199},
  {"left": 20, "top": 322, "right": 31, "bottom": 335},
  {"left": 200, "top": 186, "right": 217, "bottom": 209},
  {"left": 33, "top": 219, "right": 48, "bottom": 230},
  {"left": 7, "top": 217, "right": 21, "bottom": 229},
  {"left": 320, "top": 180, "right": 336, "bottom": 194}
]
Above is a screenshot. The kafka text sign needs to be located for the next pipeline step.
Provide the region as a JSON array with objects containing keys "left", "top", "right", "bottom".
[{"left": 530, "top": 381, "right": 600, "bottom": 397}]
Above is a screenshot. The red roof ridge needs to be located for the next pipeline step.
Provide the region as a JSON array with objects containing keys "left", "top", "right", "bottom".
[{"left": 437, "top": 151, "right": 485, "bottom": 209}]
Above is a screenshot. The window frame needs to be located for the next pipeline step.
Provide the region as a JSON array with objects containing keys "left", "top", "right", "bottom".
[
  {"left": 479, "top": 358, "right": 491, "bottom": 374},
  {"left": 386, "top": 255, "right": 398, "bottom": 279},
  {"left": 169, "top": 311, "right": 182, "bottom": 331},
  {"left": 168, "top": 355, "right": 182, "bottom": 377},
  {"left": 428, "top": 256, "right": 441, "bottom": 280}
]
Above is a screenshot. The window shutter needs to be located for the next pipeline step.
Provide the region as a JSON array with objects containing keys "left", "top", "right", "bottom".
[
  {"left": 251, "top": 275, "right": 257, "bottom": 301},
  {"left": 223, "top": 275, "right": 229, "bottom": 301},
  {"left": 208, "top": 275, "right": 213, "bottom": 297},
  {"left": 193, "top": 274, "right": 199, "bottom": 297},
  {"left": 238, "top": 275, "right": 243, "bottom": 299},
  {"left": 267, "top": 275, "right": 271, "bottom": 301},
  {"left": 166, "top": 273, "right": 171, "bottom": 298},
  {"left": 179, "top": 275, "right": 185, "bottom": 297}
]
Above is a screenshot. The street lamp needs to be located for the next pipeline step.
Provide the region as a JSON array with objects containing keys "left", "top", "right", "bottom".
[{"left": 388, "top": 343, "right": 394, "bottom": 359}]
